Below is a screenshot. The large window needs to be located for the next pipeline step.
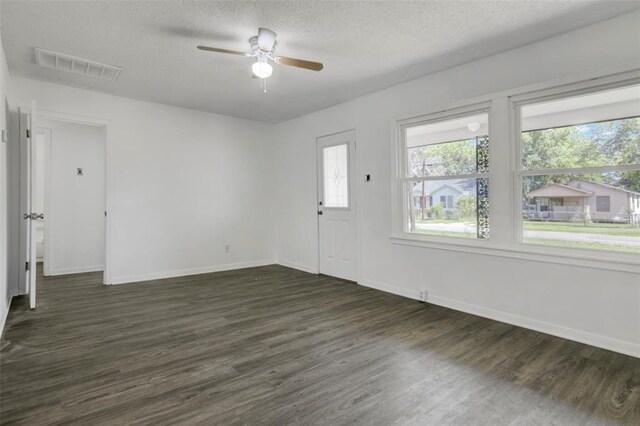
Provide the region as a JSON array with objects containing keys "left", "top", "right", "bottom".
[
  {"left": 518, "top": 85, "right": 640, "bottom": 254},
  {"left": 400, "top": 109, "right": 490, "bottom": 239}
]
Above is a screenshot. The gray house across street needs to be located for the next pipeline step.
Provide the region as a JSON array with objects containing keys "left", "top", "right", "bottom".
[{"left": 525, "top": 180, "right": 640, "bottom": 224}]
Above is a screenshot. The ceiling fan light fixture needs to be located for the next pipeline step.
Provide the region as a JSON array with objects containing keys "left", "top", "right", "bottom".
[
  {"left": 257, "top": 27, "right": 277, "bottom": 52},
  {"left": 252, "top": 60, "right": 273, "bottom": 79}
]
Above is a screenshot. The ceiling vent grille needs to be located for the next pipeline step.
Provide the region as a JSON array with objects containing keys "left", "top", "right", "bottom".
[{"left": 35, "top": 48, "right": 123, "bottom": 81}]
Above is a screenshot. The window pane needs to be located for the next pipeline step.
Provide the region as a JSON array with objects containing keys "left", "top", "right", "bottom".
[
  {"left": 406, "top": 113, "right": 489, "bottom": 177},
  {"left": 323, "top": 144, "right": 349, "bottom": 208},
  {"left": 521, "top": 85, "right": 640, "bottom": 171},
  {"left": 521, "top": 172, "right": 640, "bottom": 253},
  {"left": 406, "top": 178, "right": 489, "bottom": 239}
]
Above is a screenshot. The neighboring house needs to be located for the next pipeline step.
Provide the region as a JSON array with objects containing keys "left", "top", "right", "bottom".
[
  {"left": 412, "top": 181, "right": 468, "bottom": 212},
  {"left": 525, "top": 180, "right": 640, "bottom": 223}
]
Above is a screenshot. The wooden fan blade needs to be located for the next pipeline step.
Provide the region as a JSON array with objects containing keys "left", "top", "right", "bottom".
[
  {"left": 197, "top": 46, "right": 250, "bottom": 56},
  {"left": 274, "top": 56, "right": 323, "bottom": 71}
]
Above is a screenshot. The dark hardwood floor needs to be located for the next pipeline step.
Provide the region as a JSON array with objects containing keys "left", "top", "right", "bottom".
[{"left": 1, "top": 264, "right": 639, "bottom": 425}]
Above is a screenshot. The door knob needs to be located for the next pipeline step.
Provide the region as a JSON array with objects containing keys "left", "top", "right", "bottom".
[{"left": 36, "top": 213, "right": 44, "bottom": 219}]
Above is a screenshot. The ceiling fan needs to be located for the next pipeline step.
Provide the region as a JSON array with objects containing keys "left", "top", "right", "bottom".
[{"left": 197, "top": 27, "right": 323, "bottom": 81}]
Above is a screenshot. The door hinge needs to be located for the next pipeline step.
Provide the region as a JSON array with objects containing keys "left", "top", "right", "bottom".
[
  {"left": 25, "top": 261, "right": 30, "bottom": 271},
  {"left": 26, "top": 129, "right": 30, "bottom": 138}
]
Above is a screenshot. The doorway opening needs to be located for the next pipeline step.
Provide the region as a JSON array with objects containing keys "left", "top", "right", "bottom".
[{"left": 20, "top": 107, "right": 109, "bottom": 309}]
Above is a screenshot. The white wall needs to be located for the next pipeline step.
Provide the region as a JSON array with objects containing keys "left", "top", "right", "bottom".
[
  {"left": 274, "top": 11, "right": 640, "bottom": 357},
  {"left": 0, "top": 8, "right": 10, "bottom": 335},
  {"left": 8, "top": 78, "right": 276, "bottom": 287},
  {"left": 39, "top": 118, "right": 105, "bottom": 274}
]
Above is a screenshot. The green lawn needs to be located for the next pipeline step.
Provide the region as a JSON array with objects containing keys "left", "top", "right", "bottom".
[
  {"left": 523, "top": 221, "right": 640, "bottom": 237},
  {"left": 524, "top": 238, "right": 640, "bottom": 253}
]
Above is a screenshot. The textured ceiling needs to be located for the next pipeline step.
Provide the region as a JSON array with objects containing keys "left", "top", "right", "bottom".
[{"left": 2, "top": 1, "right": 639, "bottom": 123}]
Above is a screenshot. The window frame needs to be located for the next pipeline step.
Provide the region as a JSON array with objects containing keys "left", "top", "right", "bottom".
[
  {"left": 390, "top": 66, "right": 640, "bottom": 273},
  {"left": 393, "top": 102, "right": 493, "bottom": 246},
  {"left": 510, "top": 78, "right": 640, "bottom": 265}
]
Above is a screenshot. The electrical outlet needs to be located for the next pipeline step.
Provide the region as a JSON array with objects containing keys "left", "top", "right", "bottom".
[
  {"left": 419, "top": 290, "right": 428, "bottom": 302},
  {"left": 224, "top": 245, "right": 230, "bottom": 254}
]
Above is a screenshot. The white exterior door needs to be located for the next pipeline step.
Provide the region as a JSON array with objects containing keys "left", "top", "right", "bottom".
[{"left": 317, "top": 130, "right": 357, "bottom": 281}]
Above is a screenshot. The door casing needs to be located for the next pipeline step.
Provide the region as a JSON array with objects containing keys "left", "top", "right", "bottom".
[
  {"left": 18, "top": 108, "right": 112, "bottom": 289},
  {"left": 316, "top": 129, "right": 358, "bottom": 281}
]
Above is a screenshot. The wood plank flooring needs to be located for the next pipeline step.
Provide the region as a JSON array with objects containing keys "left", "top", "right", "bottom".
[{"left": 1, "top": 264, "right": 639, "bottom": 425}]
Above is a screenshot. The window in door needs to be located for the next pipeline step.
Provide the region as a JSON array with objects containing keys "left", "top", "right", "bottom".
[{"left": 322, "top": 144, "right": 349, "bottom": 208}]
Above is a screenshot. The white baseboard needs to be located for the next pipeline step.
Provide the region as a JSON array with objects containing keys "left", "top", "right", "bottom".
[
  {"left": 359, "top": 277, "right": 640, "bottom": 359},
  {"left": 109, "top": 259, "right": 276, "bottom": 285},
  {"left": 359, "top": 278, "right": 419, "bottom": 301},
  {"left": 49, "top": 265, "right": 104, "bottom": 276},
  {"left": 277, "top": 259, "right": 318, "bottom": 274},
  {"left": 0, "top": 296, "right": 12, "bottom": 340}
]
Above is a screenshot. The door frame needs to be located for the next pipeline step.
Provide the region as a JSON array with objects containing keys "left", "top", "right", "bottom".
[
  {"left": 315, "top": 129, "right": 359, "bottom": 281},
  {"left": 34, "top": 127, "right": 52, "bottom": 275},
  {"left": 22, "top": 109, "right": 113, "bottom": 285}
]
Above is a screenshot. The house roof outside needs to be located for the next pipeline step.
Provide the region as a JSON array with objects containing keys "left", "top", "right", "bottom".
[
  {"left": 568, "top": 180, "right": 640, "bottom": 196},
  {"left": 526, "top": 183, "right": 592, "bottom": 198},
  {"left": 412, "top": 180, "right": 471, "bottom": 197},
  {"left": 527, "top": 180, "right": 640, "bottom": 198}
]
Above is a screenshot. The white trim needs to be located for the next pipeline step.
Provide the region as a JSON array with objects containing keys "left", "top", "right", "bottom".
[
  {"left": 359, "top": 277, "right": 639, "bottom": 358},
  {"left": 509, "top": 75, "right": 640, "bottom": 266},
  {"left": 404, "top": 172, "right": 489, "bottom": 182},
  {"left": 0, "top": 296, "right": 11, "bottom": 340},
  {"left": 391, "top": 66, "right": 640, "bottom": 270},
  {"left": 359, "top": 277, "right": 418, "bottom": 300},
  {"left": 30, "top": 127, "right": 53, "bottom": 275},
  {"left": 48, "top": 265, "right": 104, "bottom": 276},
  {"left": 393, "top": 102, "right": 492, "bottom": 239},
  {"left": 428, "top": 294, "right": 640, "bottom": 359},
  {"left": 37, "top": 110, "right": 113, "bottom": 285},
  {"left": 391, "top": 236, "right": 640, "bottom": 274},
  {"left": 37, "top": 110, "right": 108, "bottom": 127},
  {"left": 109, "top": 259, "right": 276, "bottom": 285},
  {"left": 277, "top": 259, "right": 318, "bottom": 274}
]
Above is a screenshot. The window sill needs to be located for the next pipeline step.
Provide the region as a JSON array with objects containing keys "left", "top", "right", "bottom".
[{"left": 391, "top": 234, "right": 640, "bottom": 274}]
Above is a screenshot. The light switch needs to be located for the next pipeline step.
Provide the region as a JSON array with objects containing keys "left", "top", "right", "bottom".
[{"left": 77, "top": 168, "right": 83, "bottom": 176}]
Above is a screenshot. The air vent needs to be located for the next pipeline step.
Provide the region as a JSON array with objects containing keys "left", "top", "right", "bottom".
[{"left": 35, "top": 48, "right": 123, "bottom": 81}]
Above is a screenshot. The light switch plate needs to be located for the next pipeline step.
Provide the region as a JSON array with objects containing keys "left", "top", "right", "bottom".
[{"left": 1, "top": 129, "right": 6, "bottom": 143}]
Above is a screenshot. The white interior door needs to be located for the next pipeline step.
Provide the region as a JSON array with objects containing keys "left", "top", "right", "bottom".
[
  {"left": 19, "top": 102, "right": 38, "bottom": 309},
  {"left": 317, "top": 130, "right": 357, "bottom": 281}
]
